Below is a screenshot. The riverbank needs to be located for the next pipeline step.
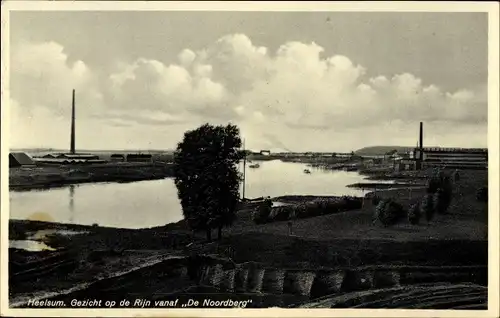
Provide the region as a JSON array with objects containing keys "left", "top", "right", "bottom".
[
  {"left": 9, "top": 157, "right": 401, "bottom": 192},
  {"left": 8, "top": 169, "right": 488, "bottom": 307},
  {"left": 9, "top": 162, "right": 174, "bottom": 191},
  {"left": 346, "top": 182, "right": 424, "bottom": 190}
]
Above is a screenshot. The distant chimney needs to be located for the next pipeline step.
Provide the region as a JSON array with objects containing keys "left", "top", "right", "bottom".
[
  {"left": 419, "top": 122, "right": 423, "bottom": 150},
  {"left": 70, "top": 89, "right": 76, "bottom": 154},
  {"left": 419, "top": 122, "right": 424, "bottom": 164}
]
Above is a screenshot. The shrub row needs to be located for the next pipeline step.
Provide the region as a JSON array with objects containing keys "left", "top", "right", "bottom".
[
  {"left": 373, "top": 168, "right": 457, "bottom": 227},
  {"left": 252, "top": 196, "right": 363, "bottom": 224}
]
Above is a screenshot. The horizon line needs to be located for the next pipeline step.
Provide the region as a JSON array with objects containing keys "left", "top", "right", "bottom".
[{"left": 9, "top": 145, "right": 489, "bottom": 154}]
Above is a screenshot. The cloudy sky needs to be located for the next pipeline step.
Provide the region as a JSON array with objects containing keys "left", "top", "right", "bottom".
[{"left": 9, "top": 11, "right": 488, "bottom": 152}]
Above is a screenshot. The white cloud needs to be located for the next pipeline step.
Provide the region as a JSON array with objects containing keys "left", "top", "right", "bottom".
[
  {"left": 178, "top": 49, "right": 196, "bottom": 66},
  {"left": 107, "top": 58, "right": 228, "bottom": 119},
  {"left": 11, "top": 41, "right": 102, "bottom": 119},
  {"left": 9, "top": 35, "right": 487, "bottom": 151}
]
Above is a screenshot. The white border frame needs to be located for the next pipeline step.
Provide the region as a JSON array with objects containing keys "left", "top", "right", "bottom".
[{"left": 1, "top": 2, "right": 498, "bottom": 317}]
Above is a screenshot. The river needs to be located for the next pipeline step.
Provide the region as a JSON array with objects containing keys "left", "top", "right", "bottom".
[{"left": 9, "top": 160, "right": 388, "bottom": 229}]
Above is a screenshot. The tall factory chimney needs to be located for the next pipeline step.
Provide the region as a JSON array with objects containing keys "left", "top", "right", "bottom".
[
  {"left": 415, "top": 121, "right": 424, "bottom": 170},
  {"left": 70, "top": 89, "right": 76, "bottom": 154},
  {"left": 419, "top": 121, "right": 423, "bottom": 159}
]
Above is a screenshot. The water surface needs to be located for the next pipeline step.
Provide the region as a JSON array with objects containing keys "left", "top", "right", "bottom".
[
  {"left": 9, "top": 240, "right": 55, "bottom": 252},
  {"left": 10, "top": 160, "right": 384, "bottom": 229}
]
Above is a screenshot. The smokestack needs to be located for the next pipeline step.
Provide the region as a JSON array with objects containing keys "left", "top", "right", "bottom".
[
  {"left": 419, "top": 122, "right": 423, "bottom": 149},
  {"left": 419, "top": 122, "right": 423, "bottom": 160},
  {"left": 70, "top": 89, "right": 75, "bottom": 154}
]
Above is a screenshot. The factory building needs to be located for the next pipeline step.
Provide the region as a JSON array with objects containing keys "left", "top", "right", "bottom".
[
  {"left": 126, "top": 154, "right": 153, "bottom": 163},
  {"left": 394, "top": 122, "right": 488, "bottom": 171},
  {"left": 110, "top": 154, "right": 125, "bottom": 162},
  {"left": 416, "top": 147, "right": 487, "bottom": 170},
  {"left": 9, "top": 152, "right": 36, "bottom": 168}
]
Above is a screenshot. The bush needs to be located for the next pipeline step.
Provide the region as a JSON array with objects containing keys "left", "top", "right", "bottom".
[
  {"left": 290, "top": 200, "right": 320, "bottom": 218},
  {"left": 407, "top": 202, "right": 421, "bottom": 225},
  {"left": 252, "top": 199, "right": 273, "bottom": 224},
  {"left": 261, "top": 197, "right": 364, "bottom": 224},
  {"left": 434, "top": 168, "right": 445, "bottom": 180},
  {"left": 442, "top": 175, "right": 453, "bottom": 195},
  {"left": 426, "top": 176, "right": 441, "bottom": 194},
  {"left": 426, "top": 170, "right": 443, "bottom": 194},
  {"left": 433, "top": 188, "right": 450, "bottom": 214},
  {"left": 426, "top": 171, "right": 453, "bottom": 213},
  {"left": 373, "top": 199, "right": 406, "bottom": 227},
  {"left": 374, "top": 199, "right": 387, "bottom": 225},
  {"left": 421, "top": 194, "right": 435, "bottom": 222},
  {"left": 476, "top": 186, "right": 488, "bottom": 203},
  {"left": 271, "top": 206, "right": 294, "bottom": 221},
  {"left": 305, "top": 197, "right": 362, "bottom": 216},
  {"left": 292, "top": 204, "right": 308, "bottom": 219},
  {"left": 341, "top": 195, "right": 363, "bottom": 210},
  {"left": 371, "top": 195, "right": 382, "bottom": 206},
  {"left": 309, "top": 200, "right": 329, "bottom": 216}
]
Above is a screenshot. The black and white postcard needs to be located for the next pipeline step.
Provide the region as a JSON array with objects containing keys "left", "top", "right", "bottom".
[{"left": 1, "top": 1, "right": 499, "bottom": 317}]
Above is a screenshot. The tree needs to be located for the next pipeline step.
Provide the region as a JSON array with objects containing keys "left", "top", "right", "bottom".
[
  {"left": 252, "top": 198, "right": 272, "bottom": 224},
  {"left": 373, "top": 199, "right": 406, "bottom": 227},
  {"left": 173, "top": 123, "right": 244, "bottom": 241},
  {"left": 408, "top": 202, "right": 421, "bottom": 225}
]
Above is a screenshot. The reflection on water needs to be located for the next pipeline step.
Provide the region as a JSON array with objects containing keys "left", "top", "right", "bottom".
[
  {"left": 11, "top": 179, "right": 181, "bottom": 229},
  {"left": 27, "top": 229, "right": 88, "bottom": 241},
  {"left": 69, "top": 185, "right": 75, "bottom": 223},
  {"left": 10, "top": 160, "right": 377, "bottom": 229},
  {"left": 9, "top": 240, "right": 55, "bottom": 252},
  {"left": 239, "top": 160, "right": 375, "bottom": 198},
  {"left": 272, "top": 202, "right": 293, "bottom": 207}
]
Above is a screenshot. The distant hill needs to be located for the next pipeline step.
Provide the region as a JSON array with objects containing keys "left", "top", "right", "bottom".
[{"left": 355, "top": 146, "right": 414, "bottom": 156}]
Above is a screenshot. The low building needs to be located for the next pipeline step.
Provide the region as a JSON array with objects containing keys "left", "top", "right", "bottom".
[
  {"left": 126, "top": 153, "right": 153, "bottom": 163},
  {"left": 57, "top": 154, "right": 100, "bottom": 160},
  {"left": 110, "top": 154, "right": 125, "bottom": 162},
  {"left": 9, "top": 152, "right": 36, "bottom": 168},
  {"left": 335, "top": 153, "right": 353, "bottom": 158},
  {"left": 40, "top": 153, "right": 100, "bottom": 160},
  {"left": 34, "top": 153, "right": 104, "bottom": 165},
  {"left": 393, "top": 159, "right": 417, "bottom": 172},
  {"left": 42, "top": 154, "right": 58, "bottom": 159},
  {"left": 414, "top": 147, "right": 487, "bottom": 170}
]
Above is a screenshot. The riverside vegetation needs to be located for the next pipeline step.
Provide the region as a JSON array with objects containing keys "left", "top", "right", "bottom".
[
  {"left": 252, "top": 196, "right": 363, "bottom": 224},
  {"left": 371, "top": 169, "right": 487, "bottom": 227}
]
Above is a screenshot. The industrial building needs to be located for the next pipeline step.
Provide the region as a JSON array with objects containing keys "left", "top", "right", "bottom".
[
  {"left": 394, "top": 122, "right": 488, "bottom": 171},
  {"left": 110, "top": 154, "right": 125, "bottom": 162},
  {"left": 41, "top": 153, "right": 100, "bottom": 160},
  {"left": 126, "top": 154, "right": 153, "bottom": 163},
  {"left": 9, "top": 152, "right": 36, "bottom": 168},
  {"left": 415, "top": 147, "right": 487, "bottom": 170}
]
